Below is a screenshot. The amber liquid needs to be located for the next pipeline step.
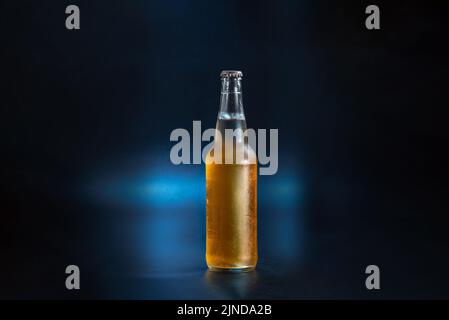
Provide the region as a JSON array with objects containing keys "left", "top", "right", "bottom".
[{"left": 206, "top": 119, "right": 258, "bottom": 271}]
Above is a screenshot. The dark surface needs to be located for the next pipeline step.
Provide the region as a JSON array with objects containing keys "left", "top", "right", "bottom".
[{"left": 0, "top": 0, "right": 448, "bottom": 299}]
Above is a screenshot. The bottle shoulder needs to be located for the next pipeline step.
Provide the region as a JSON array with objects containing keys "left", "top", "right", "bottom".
[{"left": 206, "top": 143, "right": 257, "bottom": 165}]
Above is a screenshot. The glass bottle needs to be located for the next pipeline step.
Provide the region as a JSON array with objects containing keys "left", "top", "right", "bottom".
[{"left": 205, "top": 70, "right": 258, "bottom": 272}]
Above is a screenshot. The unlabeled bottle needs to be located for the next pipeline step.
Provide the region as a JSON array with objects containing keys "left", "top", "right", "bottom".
[{"left": 206, "top": 70, "right": 258, "bottom": 272}]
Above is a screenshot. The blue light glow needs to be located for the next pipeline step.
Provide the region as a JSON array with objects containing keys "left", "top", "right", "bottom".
[{"left": 85, "top": 157, "right": 306, "bottom": 274}]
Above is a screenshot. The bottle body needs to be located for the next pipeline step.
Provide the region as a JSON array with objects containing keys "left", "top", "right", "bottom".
[{"left": 205, "top": 71, "right": 258, "bottom": 272}]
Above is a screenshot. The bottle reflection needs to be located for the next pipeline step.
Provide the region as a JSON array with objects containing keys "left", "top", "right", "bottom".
[{"left": 204, "top": 270, "right": 259, "bottom": 299}]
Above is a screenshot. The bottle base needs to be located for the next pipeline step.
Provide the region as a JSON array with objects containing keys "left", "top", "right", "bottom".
[{"left": 207, "top": 265, "right": 256, "bottom": 273}]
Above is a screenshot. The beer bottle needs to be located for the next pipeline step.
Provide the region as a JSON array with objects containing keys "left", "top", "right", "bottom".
[{"left": 205, "top": 70, "right": 258, "bottom": 272}]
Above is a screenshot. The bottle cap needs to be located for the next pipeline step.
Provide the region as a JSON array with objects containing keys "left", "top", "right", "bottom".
[{"left": 220, "top": 70, "right": 243, "bottom": 78}]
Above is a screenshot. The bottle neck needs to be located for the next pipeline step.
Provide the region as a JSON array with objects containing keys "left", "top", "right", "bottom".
[
  {"left": 216, "top": 77, "right": 247, "bottom": 145},
  {"left": 218, "top": 78, "right": 245, "bottom": 120}
]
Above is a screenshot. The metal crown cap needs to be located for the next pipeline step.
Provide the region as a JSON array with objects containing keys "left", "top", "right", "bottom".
[{"left": 220, "top": 70, "right": 243, "bottom": 78}]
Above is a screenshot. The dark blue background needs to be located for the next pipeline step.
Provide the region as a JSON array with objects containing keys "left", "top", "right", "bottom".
[{"left": 0, "top": 0, "right": 448, "bottom": 299}]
